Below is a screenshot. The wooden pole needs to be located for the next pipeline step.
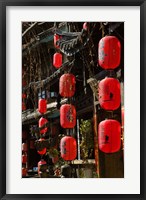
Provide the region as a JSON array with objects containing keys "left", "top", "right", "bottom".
[
  {"left": 77, "top": 119, "right": 81, "bottom": 160},
  {"left": 93, "top": 93, "right": 100, "bottom": 178}
]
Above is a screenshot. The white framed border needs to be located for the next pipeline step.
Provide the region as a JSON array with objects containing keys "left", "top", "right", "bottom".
[{"left": 6, "top": 6, "right": 140, "bottom": 194}]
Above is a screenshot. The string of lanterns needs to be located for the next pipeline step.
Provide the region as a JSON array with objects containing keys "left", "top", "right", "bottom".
[
  {"left": 37, "top": 98, "right": 48, "bottom": 176},
  {"left": 22, "top": 134, "right": 28, "bottom": 177},
  {"left": 36, "top": 32, "right": 78, "bottom": 174},
  {"left": 53, "top": 32, "right": 77, "bottom": 161},
  {"left": 98, "top": 35, "right": 122, "bottom": 153},
  {"left": 59, "top": 74, "right": 77, "bottom": 160}
]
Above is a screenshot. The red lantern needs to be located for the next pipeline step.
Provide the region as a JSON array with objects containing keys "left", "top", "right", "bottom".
[
  {"left": 54, "top": 34, "right": 61, "bottom": 48},
  {"left": 22, "top": 154, "right": 27, "bottom": 164},
  {"left": 38, "top": 99, "right": 47, "bottom": 114},
  {"left": 39, "top": 117, "right": 48, "bottom": 134},
  {"left": 60, "top": 136, "right": 77, "bottom": 161},
  {"left": 83, "top": 22, "right": 88, "bottom": 30},
  {"left": 59, "top": 74, "right": 76, "bottom": 97},
  {"left": 53, "top": 52, "right": 62, "bottom": 68},
  {"left": 22, "top": 102, "right": 26, "bottom": 111},
  {"left": 98, "top": 119, "right": 121, "bottom": 153},
  {"left": 22, "top": 93, "right": 27, "bottom": 99},
  {"left": 22, "top": 167, "right": 27, "bottom": 177},
  {"left": 98, "top": 77, "right": 121, "bottom": 111},
  {"left": 37, "top": 139, "right": 47, "bottom": 155},
  {"left": 38, "top": 159, "right": 47, "bottom": 174},
  {"left": 98, "top": 36, "right": 121, "bottom": 69},
  {"left": 37, "top": 147, "right": 46, "bottom": 155},
  {"left": 60, "top": 104, "right": 76, "bottom": 128},
  {"left": 22, "top": 143, "right": 27, "bottom": 152}
]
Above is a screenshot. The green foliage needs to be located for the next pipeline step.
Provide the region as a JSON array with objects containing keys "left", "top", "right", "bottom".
[
  {"left": 54, "top": 157, "right": 65, "bottom": 171},
  {"left": 93, "top": 172, "right": 99, "bottom": 178},
  {"left": 80, "top": 119, "right": 94, "bottom": 163},
  {"left": 46, "top": 148, "right": 59, "bottom": 157}
]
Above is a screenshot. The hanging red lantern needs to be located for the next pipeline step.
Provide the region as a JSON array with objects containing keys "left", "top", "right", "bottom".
[
  {"left": 98, "top": 36, "right": 121, "bottom": 69},
  {"left": 22, "top": 143, "right": 27, "bottom": 152},
  {"left": 37, "top": 138, "right": 47, "bottom": 155},
  {"left": 98, "top": 119, "right": 121, "bottom": 153},
  {"left": 22, "top": 167, "right": 27, "bottom": 177},
  {"left": 60, "top": 104, "right": 76, "bottom": 128},
  {"left": 22, "top": 93, "right": 27, "bottom": 99},
  {"left": 59, "top": 74, "right": 76, "bottom": 97},
  {"left": 60, "top": 136, "right": 77, "bottom": 161},
  {"left": 53, "top": 52, "right": 62, "bottom": 69},
  {"left": 83, "top": 22, "right": 88, "bottom": 30},
  {"left": 38, "top": 99, "right": 47, "bottom": 114},
  {"left": 38, "top": 159, "right": 47, "bottom": 175},
  {"left": 37, "top": 147, "right": 46, "bottom": 155},
  {"left": 22, "top": 102, "right": 26, "bottom": 111},
  {"left": 98, "top": 77, "right": 121, "bottom": 111},
  {"left": 39, "top": 117, "right": 48, "bottom": 134},
  {"left": 54, "top": 34, "right": 61, "bottom": 48},
  {"left": 22, "top": 154, "right": 27, "bottom": 164}
]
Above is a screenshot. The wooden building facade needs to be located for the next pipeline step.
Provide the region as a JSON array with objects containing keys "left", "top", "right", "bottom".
[{"left": 22, "top": 22, "right": 124, "bottom": 178}]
